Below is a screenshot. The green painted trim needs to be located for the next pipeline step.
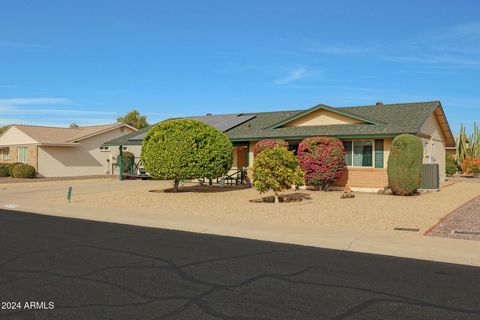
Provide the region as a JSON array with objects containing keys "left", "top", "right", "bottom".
[
  {"left": 267, "top": 105, "right": 383, "bottom": 129},
  {"left": 374, "top": 139, "right": 384, "bottom": 169}
]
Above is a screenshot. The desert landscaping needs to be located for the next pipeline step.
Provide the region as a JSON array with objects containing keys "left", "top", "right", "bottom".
[{"left": 1, "top": 178, "right": 479, "bottom": 234}]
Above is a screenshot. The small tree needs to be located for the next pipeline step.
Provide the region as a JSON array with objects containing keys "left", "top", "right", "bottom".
[
  {"left": 117, "top": 109, "right": 149, "bottom": 129},
  {"left": 253, "top": 140, "right": 288, "bottom": 157},
  {"left": 387, "top": 134, "right": 423, "bottom": 195},
  {"left": 141, "top": 119, "right": 232, "bottom": 192},
  {"left": 297, "top": 137, "right": 345, "bottom": 190},
  {"left": 69, "top": 123, "right": 79, "bottom": 128},
  {"left": 253, "top": 146, "right": 304, "bottom": 203}
]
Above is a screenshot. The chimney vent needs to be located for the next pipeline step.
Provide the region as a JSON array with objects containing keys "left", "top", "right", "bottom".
[{"left": 376, "top": 102, "right": 384, "bottom": 106}]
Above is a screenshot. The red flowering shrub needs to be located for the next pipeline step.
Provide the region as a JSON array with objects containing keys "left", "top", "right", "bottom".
[
  {"left": 253, "top": 140, "right": 288, "bottom": 157},
  {"left": 297, "top": 137, "right": 346, "bottom": 190}
]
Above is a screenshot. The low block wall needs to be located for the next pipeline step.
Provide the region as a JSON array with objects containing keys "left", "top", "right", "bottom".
[{"left": 334, "top": 168, "right": 388, "bottom": 189}]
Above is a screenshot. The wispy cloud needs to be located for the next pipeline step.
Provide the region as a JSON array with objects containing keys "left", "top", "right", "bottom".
[
  {"left": 383, "top": 54, "right": 480, "bottom": 67},
  {"left": 0, "top": 97, "right": 114, "bottom": 114},
  {"left": 304, "top": 44, "right": 371, "bottom": 55},
  {"left": 273, "top": 67, "right": 307, "bottom": 85},
  {"left": 0, "top": 97, "right": 69, "bottom": 106}
]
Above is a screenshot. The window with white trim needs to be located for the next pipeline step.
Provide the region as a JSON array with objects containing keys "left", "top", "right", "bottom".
[
  {"left": 0, "top": 148, "right": 9, "bottom": 161},
  {"left": 18, "top": 147, "right": 28, "bottom": 163},
  {"left": 343, "top": 140, "right": 374, "bottom": 167}
]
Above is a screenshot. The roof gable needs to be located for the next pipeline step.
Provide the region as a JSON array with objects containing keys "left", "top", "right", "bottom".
[
  {"left": 0, "top": 126, "right": 39, "bottom": 145},
  {"left": 268, "top": 104, "right": 383, "bottom": 129},
  {"left": 0, "top": 124, "right": 135, "bottom": 146}
]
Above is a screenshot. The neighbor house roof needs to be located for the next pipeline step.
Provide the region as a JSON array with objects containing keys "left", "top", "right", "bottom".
[
  {"left": 2, "top": 123, "right": 136, "bottom": 146},
  {"left": 104, "top": 101, "right": 455, "bottom": 147}
]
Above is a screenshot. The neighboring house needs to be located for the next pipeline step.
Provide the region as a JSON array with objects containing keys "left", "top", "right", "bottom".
[
  {"left": 104, "top": 101, "right": 455, "bottom": 190},
  {"left": 0, "top": 124, "right": 137, "bottom": 177}
]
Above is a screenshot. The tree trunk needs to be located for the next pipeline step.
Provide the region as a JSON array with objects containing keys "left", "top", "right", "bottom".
[
  {"left": 274, "top": 191, "right": 279, "bottom": 203},
  {"left": 173, "top": 179, "right": 180, "bottom": 193}
]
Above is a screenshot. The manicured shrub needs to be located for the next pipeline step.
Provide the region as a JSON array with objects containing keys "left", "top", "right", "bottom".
[
  {"left": 387, "top": 134, "right": 423, "bottom": 195},
  {"left": 446, "top": 155, "right": 457, "bottom": 176},
  {"left": 253, "top": 146, "right": 304, "bottom": 203},
  {"left": 0, "top": 164, "right": 9, "bottom": 177},
  {"left": 12, "top": 164, "right": 36, "bottom": 178},
  {"left": 253, "top": 140, "right": 288, "bottom": 157},
  {"left": 297, "top": 137, "right": 346, "bottom": 191},
  {"left": 117, "top": 151, "right": 135, "bottom": 173},
  {"left": 141, "top": 119, "right": 232, "bottom": 192},
  {"left": 8, "top": 162, "right": 22, "bottom": 177},
  {"left": 461, "top": 157, "right": 480, "bottom": 175}
]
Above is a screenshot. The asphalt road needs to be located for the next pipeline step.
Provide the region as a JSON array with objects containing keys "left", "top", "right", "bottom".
[{"left": 0, "top": 209, "right": 479, "bottom": 320}]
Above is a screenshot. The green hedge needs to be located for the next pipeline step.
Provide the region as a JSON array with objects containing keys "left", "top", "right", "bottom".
[
  {"left": 9, "top": 162, "right": 22, "bottom": 177},
  {"left": 0, "top": 164, "right": 9, "bottom": 177},
  {"left": 12, "top": 164, "right": 36, "bottom": 178}
]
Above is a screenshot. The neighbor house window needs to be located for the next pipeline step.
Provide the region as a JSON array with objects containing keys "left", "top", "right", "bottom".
[
  {"left": 343, "top": 140, "right": 373, "bottom": 167},
  {"left": 100, "top": 146, "right": 109, "bottom": 152},
  {"left": 18, "top": 147, "right": 28, "bottom": 163},
  {"left": 0, "top": 148, "right": 9, "bottom": 160}
]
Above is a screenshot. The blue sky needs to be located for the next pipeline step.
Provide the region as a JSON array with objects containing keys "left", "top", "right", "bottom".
[{"left": 1, "top": 1, "right": 479, "bottom": 133}]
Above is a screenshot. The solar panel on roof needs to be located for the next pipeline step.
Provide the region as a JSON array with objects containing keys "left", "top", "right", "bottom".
[{"left": 128, "top": 114, "right": 255, "bottom": 141}]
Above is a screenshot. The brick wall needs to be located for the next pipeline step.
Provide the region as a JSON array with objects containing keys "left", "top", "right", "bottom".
[
  {"left": 5, "top": 146, "right": 18, "bottom": 163},
  {"left": 334, "top": 167, "right": 388, "bottom": 188},
  {"left": 28, "top": 146, "right": 38, "bottom": 171},
  {"left": 1, "top": 146, "right": 38, "bottom": 171}
]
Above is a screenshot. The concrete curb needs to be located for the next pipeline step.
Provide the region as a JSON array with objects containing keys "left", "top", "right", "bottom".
[{"left": 3, "top": 200, "right": 480, "bottom": 268}]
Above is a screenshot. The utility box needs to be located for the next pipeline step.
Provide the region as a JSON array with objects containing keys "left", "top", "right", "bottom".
[{"left": 420, "top": 163, "right": 440, "bottom": 190}]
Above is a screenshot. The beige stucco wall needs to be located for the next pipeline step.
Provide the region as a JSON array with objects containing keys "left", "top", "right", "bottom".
[
  {"left": 383, "top": 138, "right": 392, "bottom": 168},
  {"left": 37, "top": 127, "right": 135, "bottom": 177},
  {"left": 419, "top": 113, "right": 447, "bottom": 181},
  {"left": 283, "top": 109, "right": 365, "bottom": 127}
]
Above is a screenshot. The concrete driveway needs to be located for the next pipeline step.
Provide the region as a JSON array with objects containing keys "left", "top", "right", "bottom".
[{"left": 1, "top": 209, "right": 480, "bottom": 319}]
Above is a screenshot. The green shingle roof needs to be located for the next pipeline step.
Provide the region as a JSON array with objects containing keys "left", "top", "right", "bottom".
[
  {"left": 104, "top": 101, "right": 452, "bottom": 146},
  {"left": 225, "top": 101, "right": 441, "bottom": 141}
]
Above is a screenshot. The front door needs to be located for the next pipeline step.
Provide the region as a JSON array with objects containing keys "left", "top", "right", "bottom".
[{"left": 236, "top": 146, "right": 249, "bottom": 168}]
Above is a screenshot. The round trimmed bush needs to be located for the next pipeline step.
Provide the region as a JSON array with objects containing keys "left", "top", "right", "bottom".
[
  {"left": 253, "top": 140, "right": 288, "bottom": 157},
  {"left": 387, "top": 134, "right": 423, "bottom": 195},
  {"left": 297, "top": 136, "right": 346, "bottom": 190},
  {"left": 0, "top": 164, "right": 9, "bottom": 177},
  {"left": 12, "top": 164, "right": 36, "bottom": 179},
  {"left": 9, "top": 162, "right": 22, "bottom": 177},
  {"left": 141, "top": 119, "right": 233, "bottom": 192}
]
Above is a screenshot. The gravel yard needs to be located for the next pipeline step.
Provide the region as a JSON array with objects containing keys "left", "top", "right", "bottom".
[
  {"left": 24, "top": 179, "right": 480, "bottom": 234},
  {"left": 427, "top": 195, "right": 480, "bottom": 241}
]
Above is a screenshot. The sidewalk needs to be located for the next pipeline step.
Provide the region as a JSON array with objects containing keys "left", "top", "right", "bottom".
[{"left": 2, "top": 191, "right": 480, "bottom": 268}]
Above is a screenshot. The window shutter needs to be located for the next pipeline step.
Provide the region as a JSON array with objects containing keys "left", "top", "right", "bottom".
[
  {"left": 375, "top": 140, "right": 384, "bottom": 168},
  {"left": 343, "top": 141, "right": 352, "bottom": 166}
]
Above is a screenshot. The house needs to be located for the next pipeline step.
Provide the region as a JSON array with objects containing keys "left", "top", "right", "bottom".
[
  {"left": 104, "top": 101, "right": 455, "bottom": 190},
  {"left": 0, "top": 124, "right": 137, "bottom": 177}
]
